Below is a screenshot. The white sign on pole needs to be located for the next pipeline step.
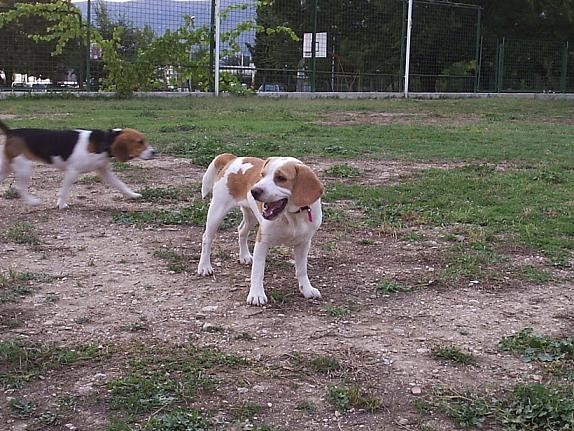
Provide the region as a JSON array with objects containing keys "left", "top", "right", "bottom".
[{"left": 303, "top": 32, "right": 327, "bottom": 58}]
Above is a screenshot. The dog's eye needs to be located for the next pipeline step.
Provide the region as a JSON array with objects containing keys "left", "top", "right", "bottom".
[{"left": 275, "top": 175, "right": 286, "bottom": 183}]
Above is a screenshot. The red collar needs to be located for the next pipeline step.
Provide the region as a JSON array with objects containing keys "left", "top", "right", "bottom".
[{"left": 292, "top": 206, "right": 313, "bottom": 222}]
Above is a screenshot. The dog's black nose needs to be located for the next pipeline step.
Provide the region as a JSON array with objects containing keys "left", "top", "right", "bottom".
[{"left": 251, "top": 187, "right": 262, "bottom": 200}]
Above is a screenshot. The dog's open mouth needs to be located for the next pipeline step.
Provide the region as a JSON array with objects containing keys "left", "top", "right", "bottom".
[{"left": 262, "top": 199, "right": 288, "bottom": 220}]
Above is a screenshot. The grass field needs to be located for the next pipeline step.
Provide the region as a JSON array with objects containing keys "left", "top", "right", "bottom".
[{"left": 0, "top": 95, "right": 573, "bottom": 430}]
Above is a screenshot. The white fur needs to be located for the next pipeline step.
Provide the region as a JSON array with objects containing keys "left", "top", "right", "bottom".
[{"left": 198, "top": 156, "right": 322, "bottom": 306}]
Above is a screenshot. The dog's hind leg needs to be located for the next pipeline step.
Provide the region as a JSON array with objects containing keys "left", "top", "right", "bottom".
[
  {"left": 238, "top": 207, "right": 257, "bottom": 265},
  {"left": 12, "top": 157, "right": 41, "bottom": 206},
  {"left": 57, "top": 169, "right": 81, "bottom": 209},
  {"left": 197, "top": 192, "right": 236, "bottom": 277}
]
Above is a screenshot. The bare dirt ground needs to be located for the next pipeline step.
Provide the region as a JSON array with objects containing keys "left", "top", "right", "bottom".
[{"left": 0, "top": 155, "right": 572, "bottom": 430}]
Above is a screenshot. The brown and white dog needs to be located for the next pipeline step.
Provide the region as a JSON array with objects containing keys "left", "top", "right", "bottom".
[
  {"left": 198, "top": 153, "right": 324, "bottom": 306},
  {"left": 0, "top": 120, "right": 155, "bottom": 209}
]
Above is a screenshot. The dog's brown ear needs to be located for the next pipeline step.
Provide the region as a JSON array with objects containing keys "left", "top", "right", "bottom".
[
  {"left": 111, "top": 136, "right": 130, "bottom": 162},
  {"left": 292, "top": 164, "right": 324, "bottom": 207}
]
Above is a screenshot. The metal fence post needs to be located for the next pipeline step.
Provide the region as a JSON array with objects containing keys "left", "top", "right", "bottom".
[
  {"left": 560, "top": 40, "right": 568, "bottom": 93},
  {"left": 404, "top": 0, "right": 413, "bottom": 98},
  {"left": 311, "top": 0, "right": 318, "bottom": 92},
  {"left": 399, "top": 0, "right": 407, "bottom": 92},
  {"left": 85, "top": 0, "right": 91, "bottom": 91},
  {"left": 209, "top": 0, "right": 216, "bottom": 93},
  {"left": 495, "top": 38, "right": 505, "bottom": 92},
  {"left": 474, "top": 7, "right": 481, "bottom": 92}
]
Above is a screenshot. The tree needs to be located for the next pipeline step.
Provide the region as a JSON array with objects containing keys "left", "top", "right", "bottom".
[{"left": 0, "top": 0, "right": 82, "bottom": 86}]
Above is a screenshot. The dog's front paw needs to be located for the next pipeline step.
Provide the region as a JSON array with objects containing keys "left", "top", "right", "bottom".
[
  {"left": 197, "top": 263, "right": 214, "bottom": 276},
  {"left": 56, "top": 200, "right": 68, "bottom": 210},
  {"left": 301, "top": 286, "right": 321, "bottom": 299},
  {"left": 127, "top": 192, "right": 142, "bottom": 199},
  {"left": 239, "top": 253, "right": 252, "bottom": 265},
  {"left": 247, "top": 291, "right": 268, "bottom": 306}
]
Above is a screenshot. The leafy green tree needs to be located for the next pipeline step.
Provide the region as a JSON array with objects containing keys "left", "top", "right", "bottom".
[{"left": 0, "top": 0, "right": 82, "bottom": 86}]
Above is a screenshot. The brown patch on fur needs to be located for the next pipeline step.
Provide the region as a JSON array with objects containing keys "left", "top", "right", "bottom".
[
  {"left": 287, "top": 162, "right": 324, "bottom": 207},
  {"left": 227, "top": 157, "right": 265, "bottom": 200},
  {"left": 87, "top": 137, "right": 98, "bottom": 154},
  {"left": 3, "top": 136, "right": 45, "bottom": 163},
  {"left": 214, "top": 153, "right": 237, "bottom": 176},
  {"left": 111, "top": 128, "right": 148, "bottom": 162}
]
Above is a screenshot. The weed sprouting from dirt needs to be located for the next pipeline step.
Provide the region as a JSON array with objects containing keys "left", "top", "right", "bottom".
[
  {"left": 431, "top": 345, "right": 475, "bottom": 365},
  {"left": 498, "top": 328, "right": 574, "bottom": 362}
]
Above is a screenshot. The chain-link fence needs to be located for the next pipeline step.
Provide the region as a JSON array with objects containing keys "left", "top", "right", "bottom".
[{"left": 1, "top": 0, "right": 573, "bottom": 94}]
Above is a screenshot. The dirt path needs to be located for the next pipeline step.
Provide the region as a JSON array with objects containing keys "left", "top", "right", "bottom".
[{"left": 1, "top": 156, "right": 571, "bottom": 430}]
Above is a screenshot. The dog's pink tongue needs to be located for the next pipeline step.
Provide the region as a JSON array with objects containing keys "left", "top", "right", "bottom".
[{"left": 263, "top": 200, "right": 284, "bottom": 219}]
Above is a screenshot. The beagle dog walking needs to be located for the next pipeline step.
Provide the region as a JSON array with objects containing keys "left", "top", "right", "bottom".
[
  {"left": 0, "top": 120, "right": 155, "bottom": 209},
  {"left": 198, "top": 153, "right": 324, "bottom": 306}
]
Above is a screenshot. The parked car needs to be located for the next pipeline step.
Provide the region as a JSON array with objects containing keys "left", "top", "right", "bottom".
[{"left": 257, "top": 83, "right": 287, "bottom": 92}]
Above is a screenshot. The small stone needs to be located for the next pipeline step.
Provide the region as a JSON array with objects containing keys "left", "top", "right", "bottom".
[
  {"left": 397, "top": 417, "right": 409, "bottom": 426},
  {"left": 411, "top": 386, "right": 422, "bottom": 395}
]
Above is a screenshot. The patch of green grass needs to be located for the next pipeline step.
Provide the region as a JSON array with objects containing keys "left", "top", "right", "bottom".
[
  {"left": 112, "top": 201, "right": 207, "bottom": 226},
  {"left": 139, "top": 186, "right": 195, "bottom": 203},
  {"left": 375, "top": 279, "right": 411, "bottom": 294},
  {"left": 5, "top": 221, "right": 41, "bottom": 246},
  {"left": 498, "top": 328, "right": 574, "bottom": 362},
  {"left": 108, "top": 343, "right": 248, "bottom": 420},
  {"left": 322, "top": 207, "right": 348, "bottom": 224},
  {"left": 231, "top": 402, "right": 263, "bottom": 421},
  {"left": 296, "top": 400, "right": 318, "bottom": 413},
  {"left": 402, "top": 231, "right": 426, "bottom": 241},
  {"left": 77, "top": 175, "right": 102, "bottom": 184},
  {"left": 122, "top": 320, "right": 149, "bottom": 332},
  {"left": 112, "top": 201, "right": 240, "bottom": 229},
  {"left": 324, "top": 303, "right": 356, "bottom": 318},
  {"left": 327, "top": 385, "right": 380, "bottom": 413},
  {"left": 431, "top": 345, "right": 475, "bottom": 365},
  {"left": 3, "top": 187, "right": 19, "bottom": 199},
  {"left": 153, "top": 249, "right": 192, "bottom": 273},
  {"left": 309, "top": 355, "right": 342, "bottom": 373},
  {"left": 2, "top": 98, "right": 573, "bottom": 165},
  {"left": 433, "top": 388, "right": 493, "bottom": 429},
  {"left": 144, "top": 409, "right": 213, "bottom": 431},
  {"left": 439, "top": 243, "right": 504, "bottom": 285},
  {"left": 268, "top": 288, "right": 291, "bottom": 304},
  {"left": 519, "top": 265, "right": 552, "bottom": 284},
  {"left": 499, "top": 384, "right": 574, "bottom": 431},
  {"left": 38, "top": 410, "right": 60, "bottom": 426},
  {"left": 0, "top": 340, "right": 111, "bottom": 389},
  {"left": 428, "top": 383, "right": 574, "bottom": 430},
  {"left": 325, "top": 166, "right": 574, "bottom": 265},
  {"left": 0, "top": 271, "right": 53, "bottom": 304},
  {"left": 8, "top": 397, "right": 36, "bottom": 418},
  {"left": 325, "top": 163, "right": 360, "bottom": 178}
]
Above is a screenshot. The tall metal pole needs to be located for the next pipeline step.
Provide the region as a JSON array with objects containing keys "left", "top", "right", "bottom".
[
  {"left": 214, "top": 0, "right": 220, "bottom": 95},
  {"left": 209, "top": 0, "right": 215, "bottom": 92},
  {"left": 404, "top": 0, "right": 413, "bottom": 98},
  {"left": 85, "top": 0, "right": 91, "bottom": 91},
  {"left": 474, "top": 7, "right": 481, "bottom": 92},
  {"left": 311, "top": 0, "right": 318, "bottom": 92}
]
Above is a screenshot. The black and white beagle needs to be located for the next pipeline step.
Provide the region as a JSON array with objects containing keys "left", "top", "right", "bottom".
[{"left": 0, "top": 120, "right": 155, "bottom": 209}]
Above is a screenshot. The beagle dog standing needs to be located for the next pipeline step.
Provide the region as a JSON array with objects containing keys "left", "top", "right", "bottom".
[
  {"left": 198, "top": 153, "right": 324, "bottom": 306},
  {"left": 0, "top": 120, "right": 155, "bottom": 209}
]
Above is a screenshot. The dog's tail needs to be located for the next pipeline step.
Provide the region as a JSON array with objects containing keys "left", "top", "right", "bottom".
[
  {"left": 201, "top": 153, "right": 236, "bottom": 198},
  {"left": 0, "top": 119, "right": 10, "bottom": 135}
]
